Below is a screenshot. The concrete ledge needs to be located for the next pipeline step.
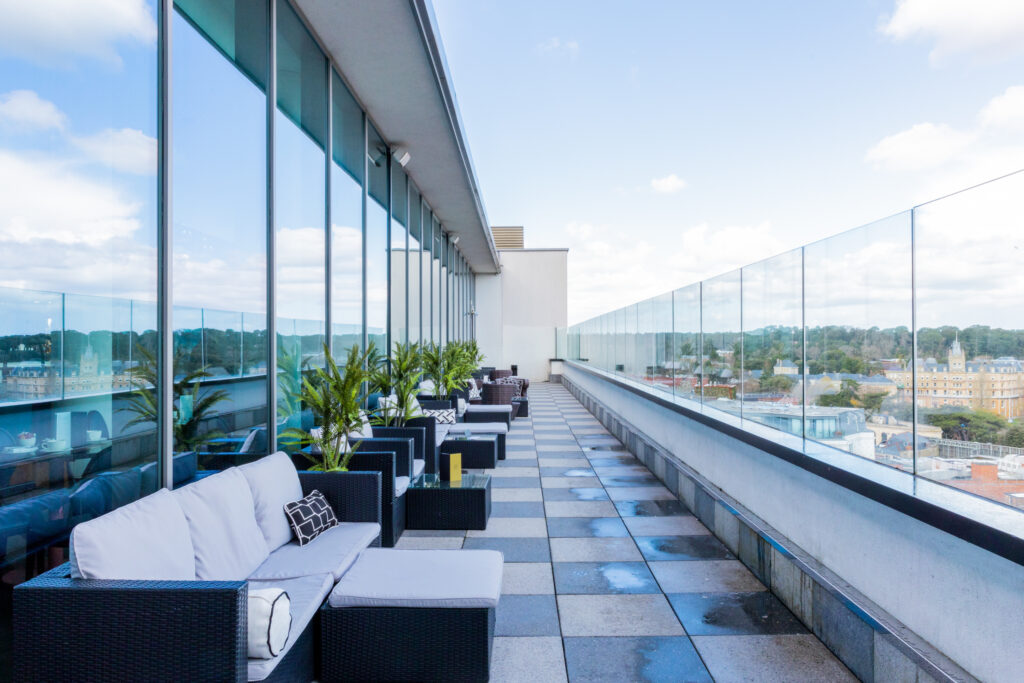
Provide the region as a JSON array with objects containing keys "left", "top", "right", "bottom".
[{"left": 562, "top": 372, "right": 980, "bottom": 683}]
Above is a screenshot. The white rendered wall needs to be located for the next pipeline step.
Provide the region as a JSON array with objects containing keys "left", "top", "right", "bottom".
[
  {"left": 472, "top": 249, "right": 567, "bottom": 381},
  {"left": 474, "top": 273, "right": 503, "bottom": 370},
  {"left": 564, "top": 364, "right": 1024, "bottom": 683}
]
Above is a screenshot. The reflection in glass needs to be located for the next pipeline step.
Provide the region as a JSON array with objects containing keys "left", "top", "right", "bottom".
[
  {"left": 672, "top": 285, "right": 700, "bottom": 401},
  {"left": 701, "top": 271, "right": 741, "bottom": 412},
  {"left": 0, "top": 0, "right": 158, "bottom": 666},
  {"left": 275, "top": 0, "right": 326, "bottom": 447},
  {"left": 390, "top": 162, "right": 408, "bottom": 345},
  {"left": 741, "top": 249, "right": 803, "bottom": 437},
  {"left": 367, "top": 199, "right": 388, "bottom": 352},
  {"left": 330, "top": 70, "right": 363, "bottom": 358},
  {"left": 173, "top": 1, "right": 269, "bottom": 465},
  {"left": 804, "top": 213, "right": 912, "bottom": 466},
  {"left": 408, "top": 188, "right": 422, "bottom": 345},
  {"left": 914, "top": 171, "right": 1024, "bottom": 506}
]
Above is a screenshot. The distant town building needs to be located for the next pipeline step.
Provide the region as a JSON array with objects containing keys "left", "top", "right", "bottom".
[{"left": 885, "top": 336, "right": 1024, "bottom": 419}]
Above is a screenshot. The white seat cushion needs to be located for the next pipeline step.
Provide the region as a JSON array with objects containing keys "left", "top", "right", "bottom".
[
  {"left": 395, "top": 476, "right": 410, "bottom": 497},
  {"left": 465, "top": 404, "right": 513, "bottom": 413},
  {"left": 413, "top": 459, "right": 425, "bottom": 477},
  {"left": 450, "top": 422, "right": 508, "bottom": 435},
  {"left": 248, "top": 522, "right": 380, "bottom": 582},
  {"left": 69, "top": 489, "right": 195, "bottom": 580},
  {"left": 328, "top": 549, "right": 503, "bottom": 609},
  {"left": 173, "top": 468, "right": 270, "bottom": 580},
  {"left": 239, "top": 452, "right": 304, "bottom": 551},
  {"left": 247, "top": 573, "right": 333, "bottom": 682}
]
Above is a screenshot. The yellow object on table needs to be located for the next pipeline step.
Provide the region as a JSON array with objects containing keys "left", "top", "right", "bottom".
[{"left": 449, "top": 452, "right": 461, "bottom": 483}]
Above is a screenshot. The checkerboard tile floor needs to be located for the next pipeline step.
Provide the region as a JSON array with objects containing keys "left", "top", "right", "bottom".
[{"left": 397, "top": 383, "right": 857, "bottom": 682}]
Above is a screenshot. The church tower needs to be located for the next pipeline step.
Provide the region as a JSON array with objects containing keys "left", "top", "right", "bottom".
[{"left": 948, "top": 333, "right": 966, "bottom": 372}]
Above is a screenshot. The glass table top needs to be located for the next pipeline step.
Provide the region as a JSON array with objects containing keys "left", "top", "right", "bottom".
[
  {"left": 443, "top": 432, "right": 499, "bottom": 442},
  {"left": 411, "top": 473, "right": 491, "bottom": 489}
]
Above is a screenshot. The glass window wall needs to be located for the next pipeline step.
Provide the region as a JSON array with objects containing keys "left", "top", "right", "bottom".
[
  {"left": 389, "top": 161, "right": 408, "bottom": 346},
  {"left": 330, "top": 71, "right": 363, "bottom": 357},
  {"left": 275, "top": 0, "right": 327, "bottom": 445}
]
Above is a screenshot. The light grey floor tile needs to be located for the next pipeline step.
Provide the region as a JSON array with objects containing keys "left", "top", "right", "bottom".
[
  {"left": 488, "top": 467, "right": 540, "bottom": 478},
  {"left": 491, "top": 637, "right": 568, "bottom": 683},
  {"left": 550, "top": 537, "right": 642, "bottom": 562},
  {"left": 502, "top": 562, "right": 555, "bottom": 594},
  {"left": 544, "top": 501, "right": 620, "bottom": 518},
  {"left": 542, "top": 476, "right": 602, "bottom": 488},
  {"left": 649, "top": 560, "right": 766, "bottom": 593},
  {"left": 557, "top": 594, "right": 685, "bottom": 636},
  {"left": 605, "top": 486, "right": 677, "bottom": 501},
  {"left": 394, "top": 536, "right": 464, "bottom": 550},
  {"left": 493, "top": 488, "right": 544, "bottom": 502},
  {"left": 692, "top": 634, "right": 858, "bottom": 682}
]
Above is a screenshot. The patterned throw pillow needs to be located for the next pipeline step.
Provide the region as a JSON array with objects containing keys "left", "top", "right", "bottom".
[
  {"left": 422, "top": 408, "right": 456, "bottom": 424},
  {"left": 495, "top": 376, "right": 524, "bottom": 398},
  {"left": 283, "top": 490, "right": 338, "bottom": 546}
]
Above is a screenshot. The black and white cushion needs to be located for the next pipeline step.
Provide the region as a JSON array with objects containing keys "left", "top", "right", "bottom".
[
  {"left": 283, "top": 490, "right": 338, "bottom": 546},
  {"left": 422, "top": 408, "right": 456, "bottom": 424},
  {"left": 495, "top": 376, "right": 524, "bottom": 398}
]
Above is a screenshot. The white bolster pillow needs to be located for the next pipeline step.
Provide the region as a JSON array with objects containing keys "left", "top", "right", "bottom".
[{"left": 248, "top": 588, "right": 291, "bottom": 659}]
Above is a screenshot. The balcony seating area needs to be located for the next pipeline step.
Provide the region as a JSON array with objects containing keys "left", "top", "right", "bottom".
[{"left": 13, "top": 451, "right": 503, "bottom": 682}]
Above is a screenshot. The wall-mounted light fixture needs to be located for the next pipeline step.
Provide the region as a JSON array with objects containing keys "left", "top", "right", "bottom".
[{"left": 393, "top": 146, "right": 411, "bottom": 167}]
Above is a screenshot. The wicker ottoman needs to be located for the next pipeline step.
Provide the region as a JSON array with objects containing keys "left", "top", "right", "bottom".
[{"left": 321, "top": 549, "right": 502, "bottom": 681}]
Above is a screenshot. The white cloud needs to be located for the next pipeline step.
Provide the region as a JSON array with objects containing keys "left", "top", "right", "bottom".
[
  {"left": 72, "top": 128, "right": 157, "bottom": 175},
  {"left": 0, "top": 90, "right": 66, "bottom": 131},
  {"left": 0, "top": 0, "right": 156, "bottom": 67},
  {"left": 865, "top": 123, "right": 976, "bottom": 171},
  {"left": 565, "top": 220, "right": 785, "bottom": 324},
  {"left": 864, "top": 86, "right": 1024, "bottom": 191},
  {"left": 650, "top": 173, "right": 688, "bottom": 194},
  {"left": 881, "top": 0, "right": 1024, "bottom": 63},
  {"left": 0, "top": 149, "right": 142, "bottom": 246},
  {"left": 537, "top": 37, "right": 580, "bottom": 59},
  {"left": 979, "top": 85, "right": 1024, "bottom": 131}
]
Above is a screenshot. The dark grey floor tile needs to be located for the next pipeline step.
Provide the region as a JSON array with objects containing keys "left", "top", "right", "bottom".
[
  {"left": 543, "top": 487, "right": 610, "bottom": 501},
  {"left": 508, "top": 445, "right": 539, "bottom": 451},
  {"left": 492, "top": 501, "right": 546, "bottom": 518},
  {"left": 564, "top": 636, "right": 712, "bottom": 683},
  {"left": 462, "top": 537, "right": 551, "bottom": 561},
  {"left": 547, "top": 517, "right": 630, "bottom": 538},
  {"left": 599, "top": 475, "right": 663, "bottom": 487},
  {"left": 491, "top": 477, "right": 542, "bottom": 488},
  {"left": 586, "top": 456, "right": 640, "bottom": 467},
  {"left": 615, "top": 500, "right": 688, "bottom": 517},
  {"left": 634, "top": 535, "right": 733, "bottom": 561},
  {"left": 540, "top": 467, "right": 596, "bottom": 477},
  {"left": 553, "top": 562, "right": 660, "bottom": 594},
  {"left": 667, "top": 592, "right": 807, "bottom": 636},
  {"left": 495, "top": 595, "right": 561, "bottom": 636}
]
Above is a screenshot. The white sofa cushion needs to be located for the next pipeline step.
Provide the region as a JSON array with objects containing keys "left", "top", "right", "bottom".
[
  {"left": 173, "top": 467, "right": 270, "bottom": 580},
  {"left": 413, "top": 459, "right": 425, "bottom": 477},
  {"left": 419, "top": 379, "right": 435, "bottom": 394},
  {"left": 456, "top": 398, "right": 467, "bottom": 416},
  {"left": 351, "top": 411, "right": 374, "bottom": 440},
  {"left": 465, "top": 404, "right": 513, "bottom": 413},
  {"left": 247, "top": 588, "right": 291, "bottom": 660},
  {"left": 247, "top": 573, "right": 333, "bottom": 682},
  {"left": 248, "top": 521, "right": 380, "bottom": 582},
  {"left": 329, "top": 549, "right": 503, "bottom": 609},
  {"left": 239, "top": 452, "right": 304, "bottom": 551},
  {"left": 395, "top": 476, "right": 410, "bottom": 498},
  {"left": 69, "top": 489, "right": 195, "bottom": 580}
]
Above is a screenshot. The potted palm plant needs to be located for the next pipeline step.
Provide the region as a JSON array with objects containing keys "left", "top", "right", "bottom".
[
  {"left": 370, "top": 341, "right": 423, "bottom": 427},
  {"left": 280, "top": 344, "right": 367, "bottom": 471}
]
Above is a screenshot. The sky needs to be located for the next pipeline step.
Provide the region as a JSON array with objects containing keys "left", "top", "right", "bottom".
[{"left": 430, "top": 0, "right": 1024, "bottom": 324}]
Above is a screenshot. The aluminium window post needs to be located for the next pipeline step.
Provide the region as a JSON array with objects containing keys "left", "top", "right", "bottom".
[
  {"left": 265, "top": 0, "right": 278, "bottom": 451},
  {"left": 157, "top": 0, "right": 174, "bottom": 488},
  {"left": 324, "top": 62, "right": 332, "bottom": 358}
]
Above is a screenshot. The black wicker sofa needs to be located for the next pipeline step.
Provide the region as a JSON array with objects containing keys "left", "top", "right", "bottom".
[{"left": 14, "top": 450, "right": 503, "bottom": 682}]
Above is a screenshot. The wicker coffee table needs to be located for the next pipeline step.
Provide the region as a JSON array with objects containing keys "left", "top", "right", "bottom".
[
  {"left": 406, "top": 473, "right": 492, "bottom": 530},
  {"left": 441, "top": 433, "right": 499, "bottom": 469}
]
